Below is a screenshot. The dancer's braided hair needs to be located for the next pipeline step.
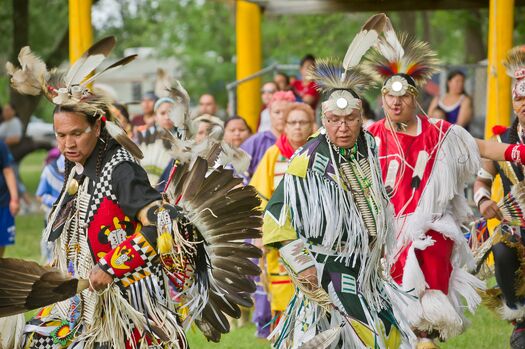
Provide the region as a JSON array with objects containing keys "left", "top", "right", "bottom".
[{"left": 508, "top": 117, "right": 520, "bottom": 145}]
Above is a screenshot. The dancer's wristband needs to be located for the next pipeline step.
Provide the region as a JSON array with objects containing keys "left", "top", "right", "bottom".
[
  {"left": 474, "top": 187, "right": 491, "bottom": 208},
  {"left": 279, "top": 239, "right": 315, "bottom": 274},
  {"left": 504, "top": 144, "right": 525, "bottom": 164}
]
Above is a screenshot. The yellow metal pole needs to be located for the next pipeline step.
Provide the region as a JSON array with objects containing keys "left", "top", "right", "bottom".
[
  {"left": 486, "top": 0, "right": 514, "bottom": 250},
  {"left": 236, "top": 0, "right": 262, "bottom": 133},
  {"left": 485, "top": 0, "right": 514, "bottom": 138},
  {"left": 69, "top": 0, "right": 93, "bottom": 64}
]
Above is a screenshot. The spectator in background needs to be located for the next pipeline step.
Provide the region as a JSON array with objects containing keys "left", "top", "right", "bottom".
[
  {"left": 132, "top": 91, "right": 157, "bottom": 130},
  {"left": 241, "top": 91, "right": 296, "bottom": 182},
  {"left": 428, "top": 70, "right": 473, "bottom": 129},
  {"left": 0, "top": 103, "right": 22, "bottom": 146},
  {"left": 0, "top": 140, "right": 19, "bottom": 258},
  {"left": 198, "top": 94, "right": 218, "bottom": 115},
  {"left": 291, "top": 54, "right": 319, "bottom": 110},
  {"left": 36, "top": 154, "right": 65, "bottom": 216},
  {"left": 432, "top": 106, "right": 447, "bottom": 120},
  {"left": 361, "top": 98, "right": 377, "bottom": 129},
  {"left": 36, "top": 153, "right": 65, "bottom": 262},
  {"left": 258, "top": 81, "right": 278, "bottom": 132},
  {"left": 250, "top": 103, "right": 315, "bottom": 329},
  {"left": 274, "top": 72, "right": 291, "bottom": 91},
  {"left": 0, "top": 102, "right": 32, "bottom": 213},
  {"left": 111, "top": 103, "right": 132, "bottom": 137},
  {"left": 191, "top": 114, "right": 224, "bottom": 143},
  {"left": 137, "top": 97, "right": 181, "bottom": 188},
  {"left": 223, "top": 115, "right": 252, "bottom": 148}
]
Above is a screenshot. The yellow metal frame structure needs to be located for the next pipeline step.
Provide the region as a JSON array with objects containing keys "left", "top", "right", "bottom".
[
  {"left": 485, "top": 0, "right": 514, "bottom": 138},
  {"left": 235, "top": 0, "right": 262, "bottom": 133},
  {"left": 69, "top": 0, "right": 93, "bottom": 64},
  {"left": 485, "top": 0, "right": 514, "bottom": 235}
]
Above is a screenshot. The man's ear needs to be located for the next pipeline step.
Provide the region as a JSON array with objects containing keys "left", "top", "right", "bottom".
[{"left": 95, "top": 118, "right": 102, "bottom": 136}]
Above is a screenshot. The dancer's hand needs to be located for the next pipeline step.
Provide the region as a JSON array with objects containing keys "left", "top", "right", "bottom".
[
  {"left": 9, "top": 198, "right": 19, "bottom": 216},
  {"left": 479, "top": 199, "right": 503, "bottom": 220},
  {"left": 89, "top": 265, "right": 113, "bottom": 291},
  {"left": 298, "top": 266, "right": 318, "bottom": 290}
]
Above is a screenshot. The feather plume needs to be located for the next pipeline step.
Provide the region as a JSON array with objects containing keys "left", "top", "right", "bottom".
[
  {"left": 195, "top": 319, "right": 221, "bottom": 342},
  {"left": 504, "top": 46, "right": 525, "bottom": 78},
  {"left": 161, "top": 155, "right": 262, "bottom": 342},
  {"left": 208, "top": 242, "right": 262, "bottom": 259},
  {"left": 216, "top": 142, "right": 251, "bottom": 174},
  {"left": 137, "top": 126, "right": 181, "bottom": 185},
  {"left": 65, "top": 36, "right": 116, "bottom": 87},
  {"left": 498, "top": 181, "right": 525, "bottom": 226},
  {"left": 81, "top": 54, "right": 138, "bottom": 88},
  {"left": 377, "top": 16, "right": 404, "bottom": 62},
  {"left": 0, "top": 258, "right": 88, "bottom": 317},
  {"left": 208, "top": 292, "right": 241, "bottom": 318},
  {"left": 167, "top": 137, "right": 194, "bottom": 164},
  {"left": 307, "top": 58, "right": 374, "bottom": 94},
  {"left": 201, "top": 303, "right": 230, "bottom": 334},
  {"left": 342, "top": 13, "right": 387, "bottom": 71},
  {"left": 155, "top": 68, "right": 173, "bottom": 98},
  {"left": 5, "top": 46, "right": 48, "bottom": 96},
  {"left": 366, "top": 30, "right": 439, "bottom": 87},
  {"left": 105, "top": 120, "right": 143, "bottom": 159},
  {"left": 212, "top": 256, "right": 261, "bottom": 276}
]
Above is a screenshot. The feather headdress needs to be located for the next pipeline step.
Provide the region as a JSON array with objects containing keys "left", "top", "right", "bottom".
[
  {"left": 6, "top": 36, "right": 142, "bottom": 158},
  {"left": 307, "top": 13, "right": 388, "bottom": 116},
  {"left": 503, "top": 45, "right": 525, "bottom": 99},
  {"left": 365, "top": 18, "right": 439, "bottom": 96}
]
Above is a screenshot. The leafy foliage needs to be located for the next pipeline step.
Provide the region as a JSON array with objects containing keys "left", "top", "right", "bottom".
[{"left": 2, "top": 1, "right": 525, "bottom": 114}]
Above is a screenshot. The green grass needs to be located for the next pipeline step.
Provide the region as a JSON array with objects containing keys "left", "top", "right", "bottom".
[{"left": 9, "top": 151, "right": 510, "bottom": 348}]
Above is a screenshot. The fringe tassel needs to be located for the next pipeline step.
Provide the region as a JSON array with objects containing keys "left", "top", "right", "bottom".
[
  {"left": 0, "top": 314, "right": 24, "bottom": 349},
  {"left": 282, "top": 133, "right": 394, "bottom": 311},
  {"left": 414, "top": 123, "right": 480, "bottom": 220}
]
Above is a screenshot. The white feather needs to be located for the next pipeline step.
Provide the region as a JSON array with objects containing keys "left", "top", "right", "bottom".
[
  {"left": 378, "top": 18, "right": 404, "bottom": 61},
  {"left": 216, "top": 142, "right": 251, "bottom": 174},
  {"left": 65, "top": 37, "right": 116, "bottom": 87},
  {"left": 81, "top": 55, "right": 137, "bottom": 88},
  {"left": 155, "top": 68, "right": 173, "bottom": 98},
  {"left": 18, "top": 46, "right": 47, "bottom": 78},
  {"left": 6, "top": 47, "right": 48, "bottom": 96},
  {"left": 342, "top": 13, "right": 387, "bottom": 71},
  {"left": 342, "top": 30, "right": 380, "bottom": 71},
  {"left": 168, "top": 137, "right": 194, "bottom": 164}
]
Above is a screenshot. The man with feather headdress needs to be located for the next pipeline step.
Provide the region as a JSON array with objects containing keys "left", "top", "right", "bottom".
[
  {"left": 262, "top": 14, "right": 414, "bottom": 349},
  {"left": 473, "top": 45, "right": 525, "bottom": 349},
  {"left": 365, "top": 19, "right": 525, "bottom": 349},
  {"left": 1, "top": 37, "right": 263, "bottom": 349}
]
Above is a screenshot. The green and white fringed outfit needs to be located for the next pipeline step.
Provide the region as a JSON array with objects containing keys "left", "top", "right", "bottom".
[{"left": 262, "top": 130, "right": 414, "bottom": 349}]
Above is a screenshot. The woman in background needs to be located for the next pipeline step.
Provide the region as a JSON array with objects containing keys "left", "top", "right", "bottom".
[
  {"left": 428, "top": 70, "right": 473, "bottom": 129},
  {"left": 223, "top": 115, "right": 252, "bottom": 148},
  {"left": 251, "top": 102, "right": 315, "bottom": 330}
]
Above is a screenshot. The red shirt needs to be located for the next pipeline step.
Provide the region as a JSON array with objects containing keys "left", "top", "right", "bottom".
[
  {"left": 291, "top": 80, "right": 319, "bottom": 109},
  {"left": 368, "top": 117, "right": 452, "bottom": 215}
]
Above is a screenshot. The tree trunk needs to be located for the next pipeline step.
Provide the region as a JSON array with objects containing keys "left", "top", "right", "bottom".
[
  {"left": 397, "top": 11, "right": 417, "bottom": 36},
  {"left": 9, "top": 0, "right": 69, "bottom": 135},
  {"left": 10, "top": 0, "right": 39, "bottom": 136},
  {"left": 422, "top": 11, "right": 431, "bottom": 43},
  {"left": 464, "top": 10, "right": 486, "bottom": 63}
]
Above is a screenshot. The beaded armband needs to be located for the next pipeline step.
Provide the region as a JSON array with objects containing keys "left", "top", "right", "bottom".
[
  {"left": 98, "top": 232, "right": 158, "bottom": 288},
  {"left": 279, "top": 239, "right": 315, "bottom": 275}
]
